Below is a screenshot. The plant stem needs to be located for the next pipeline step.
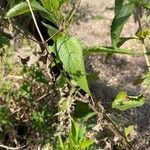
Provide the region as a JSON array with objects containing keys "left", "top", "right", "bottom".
[
  {"left": 142, "top": 39, "right": 150, "bottom": 72},
  {"left": 136, "top": 9, "right": 150, "bottom": 72},
  {"left": 26, "top": 0, "right": 45, "bottom": 43}
]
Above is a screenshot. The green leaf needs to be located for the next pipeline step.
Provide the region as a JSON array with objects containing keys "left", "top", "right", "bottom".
[
  {"left": 117, "top": 37, "right": 137, "bottom": 47},
  {"left": 41, "top": 0, "right": 65, "bottom": 12},
  {"left": 135, "top": 28, "right": 150, "bottom": 40},
  {"left": 80, "top": 139, "right": 94, "bottom": 149},
  {"left": 78, "top": 125, "right": 86, "bottom": 141},
  {"left": 84, "top": 46, "right": 143, "bottom": 55},
  {"left": 57, "top": 135, "right": 65, "bottom": 150},
  {"left": 112, "top": 91, "right": 145, "bottom": 111},
  {"left": 5, "top": 0, "right": 49, "bottom": 18},
  {"left": 142, "top": 3, "right": 150, "bottom": 9},
  {"left": 111, "top": 1, "right": 134, "bottom": 47},
  {"left": 71, "top": 120, "right": 80, "bottom": 144},
  {"left": 124, "top": 125, "right": 134, "bottom": 137},
  {"left": 81, "top": 112, "right": 96, "bottom": 123},
  {"left": 55, "top": 35, "right": 90, "bottom": 94},
  {"left": 40, "top": 0, "right": 66, "bottom": 25}
]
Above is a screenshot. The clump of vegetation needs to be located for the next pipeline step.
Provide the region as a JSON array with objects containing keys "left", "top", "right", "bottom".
[{"left": 0, "top": 0, "right": 150, "bottom": 149}]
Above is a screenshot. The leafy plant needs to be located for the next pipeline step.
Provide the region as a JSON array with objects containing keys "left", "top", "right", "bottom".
[
  {"left": 57, "top": 119, "right": 94, "bottom": 150},
  {"left": 2, "top": 0, "right": 150, "bottom": 149}
]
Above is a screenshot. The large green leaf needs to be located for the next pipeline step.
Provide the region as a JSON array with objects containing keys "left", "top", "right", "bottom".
[
  {"left": 5, "top": 0, "right": 49, "bottom": 18},
  {"left": 111, "top": 1, "right": 134, "bottom": 47},
  {"left": 112, "top": 91, "right": 145, "bottom": 111},
  {"left": 55, "top": 35, "right": 90, "bottom": 94}
]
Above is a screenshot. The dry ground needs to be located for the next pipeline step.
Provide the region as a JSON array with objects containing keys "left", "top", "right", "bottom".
[{"left": 70, "top": 0, "right": 150, "bottom": 149}]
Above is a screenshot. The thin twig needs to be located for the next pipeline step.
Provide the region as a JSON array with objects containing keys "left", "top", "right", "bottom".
[
  {"left": 45, "top": 29, "right": 61, "bottom": 43},
  {"left": 26, "top": 0, "right": 45, "bottom": 43},
  {"left": 36, "top": 90, "right": 53, "bottom": 102},
  {"left": 0, "top": 144, "right": 26, "bottom": 150}
]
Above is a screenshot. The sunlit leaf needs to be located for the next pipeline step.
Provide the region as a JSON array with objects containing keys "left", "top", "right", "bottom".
[
  {"left": 124, "top": 125, "right": 134, "bottom": 137},
  {"left": 135, "top": 28, "right": 150, "bottom": 40},
  {"left": 80, "top": 139, "right": 94, "bottom": 149},
  {"left": 6, "top": 0, "right": 49, "bottom": 18},
  {"left": 112, "top": 91, "right": 145, "bottom": 111},
  {"left": 55, "top": 35, "right": 90, "bottom": 94},
  {"left": 111, "top": 1, "right": 134, "bottom": 47}
]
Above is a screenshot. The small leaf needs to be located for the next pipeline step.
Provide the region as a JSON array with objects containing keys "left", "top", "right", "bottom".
[
  {"left": 81, "top": 112, "right": 96, "bottom": 123},
  {"left": 6, "top": 0, "right": 49, "bottom": 18},
  {"left": 135, "top": 28, "right": 150, "bottom": 40},
  {"left": 124, "top": 125, "right": 134, "bottom": 137},
  {"left": 112, "top": 91, "right": 145, "bottom": 111},
  {"left": 80, "top": 139, "right": 94, "bottom": 149},
  {"left": 56, "top": 35, "right": 90, "bottom": 94},
  {"left": 111, "top": 2, "right": 134, "bottom": 47}
]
